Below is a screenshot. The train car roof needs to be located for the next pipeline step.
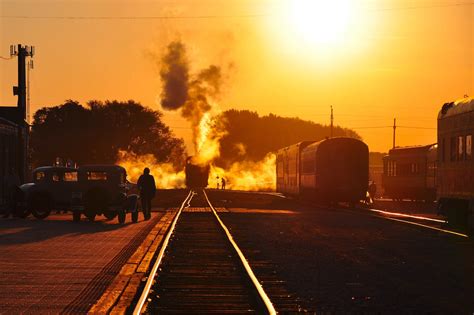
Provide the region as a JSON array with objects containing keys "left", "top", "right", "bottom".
[
  {"left": 387, "top": 143, "right": 436, "bottom": 155},
  {"left": 438, "top": 97, "right": 474, "bottom": 119},
  {"left": 304, "top": 137, "right": 366, "bottom": 150},
  {"left": 276, "top": 141, "right": 315, "bottom": 153}
]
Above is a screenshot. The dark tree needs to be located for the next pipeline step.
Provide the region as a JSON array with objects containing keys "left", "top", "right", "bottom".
[
  {"left": 216, "top": 109, "right": 361, "bottom": 167},
  {"left": 31, "top": 100, "right": 186, "bottom": 167}
]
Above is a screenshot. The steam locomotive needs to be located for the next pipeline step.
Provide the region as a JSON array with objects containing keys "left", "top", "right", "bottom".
[
  {"left": 185, "top": 157, "right": 210, "bottom": 189},
  {"left": 276, "top": 137, "right": 369, "bottom": 203}
]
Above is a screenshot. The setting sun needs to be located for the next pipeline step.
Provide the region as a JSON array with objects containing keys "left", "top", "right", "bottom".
[{"left": 286, "top": 0, "right": 354, "bottom": 45}]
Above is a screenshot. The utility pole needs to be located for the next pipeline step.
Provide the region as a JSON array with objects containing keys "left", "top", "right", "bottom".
[
  {"left": 330, "top": 105, "right": 334, "bottom": 138},
  {"left": 10, "top": 44, "right": 34, "bottom": 120},
  {"left": 27, "top": 60, "right": 33, "bottom": 125},
  {"left": 392, "top": 118, "right": 396, "bottom": 148}
]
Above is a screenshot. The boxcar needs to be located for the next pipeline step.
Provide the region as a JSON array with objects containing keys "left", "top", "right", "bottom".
[
  {"left": 437, "top": 97, "right": 474, "bottom": 228},
  {"left": 276, "top": 141, "right": 314, "bottom": 195},
  {"left": 382, "top": 144, "right": 437, "bottom": 201},
  {"left": 300, "top": 137, "right": 369, "bottom": 202}
]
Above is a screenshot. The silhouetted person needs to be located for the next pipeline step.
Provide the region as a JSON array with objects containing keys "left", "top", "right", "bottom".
[
  {"left": 3, "top": 168, "right": 20, "bottom": 218},
  {"left": 368, "top": 181, "right": 377, "bottom": 203},
  {"left": 221, "top": 177, "right": 226, "bottom": 190},
  {"left": 216, "top": 176, "right": 220, "bottom": 189},
  {"left": 137, "top": 168, "right": 156, "bottom": 221}
]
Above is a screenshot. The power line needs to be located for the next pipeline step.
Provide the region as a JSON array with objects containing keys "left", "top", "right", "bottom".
[
  {"left": 0, "top": 14, "right": 268, "bottom": 20},
  {"left": 398, "top": 126, "right": 436, "bottom": 130},
  {"left": 1, "top": 2, "right": 473, "bottom": 20},
  {"left": 350, "top": 125, "right": 436, "bottom": 130}
]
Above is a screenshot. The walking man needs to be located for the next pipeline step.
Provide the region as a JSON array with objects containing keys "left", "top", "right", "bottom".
[
  {"left": 221, "top": 177, "right": 226, "bottom": 190},
  {"left": 137, "top": 167, "right": 156, "bottom": 220}
]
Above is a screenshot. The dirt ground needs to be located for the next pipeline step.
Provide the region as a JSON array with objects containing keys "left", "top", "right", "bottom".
[{"left": 209, "top": 191, "right": 473, "bottom": 314}]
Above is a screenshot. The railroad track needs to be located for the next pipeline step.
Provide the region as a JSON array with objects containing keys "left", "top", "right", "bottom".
[
  {"left": 133, "top": 190, "right": 278, "bottom": 314},
  {"left": 271, "top": 193, "right": 469, "bottom": 238}
]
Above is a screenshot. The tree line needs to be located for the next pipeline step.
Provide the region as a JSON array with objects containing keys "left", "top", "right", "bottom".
[
  {"left": 30, "top": 100, "right": 186, "bottom": 168},
  {"left": 215, "top": 109, "right": 361, "bottom": 167},
  {"left": 30, "top": 101, "right": 362, "bottom": 168}
]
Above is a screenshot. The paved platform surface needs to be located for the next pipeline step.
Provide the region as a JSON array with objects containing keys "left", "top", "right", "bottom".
[{"left": 0, "top": 212, "right": 164, "bottom": 314}]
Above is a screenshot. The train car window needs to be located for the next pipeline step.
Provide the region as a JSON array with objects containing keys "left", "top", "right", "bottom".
[
  {"left": 450, "top": 137, "right": 456, "bottom": 162},
  {"left": 458, "top": 136, "right": 464, "bottom": 161},
  {"left": 441, "top": 138, "right": 445, "bottom": 162},
  {"left": 466, "top": 135, "right": 472, "bottom": 160},
  {"left": 410, "top": 163, "right": 419, "bottom": 174},
  {"left": 277, "top": 161, "right": 284, "bottom": 176}
]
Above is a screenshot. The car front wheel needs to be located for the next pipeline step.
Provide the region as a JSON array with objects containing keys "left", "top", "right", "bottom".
[{"left": 30, "top": 192, "right": 52, "bottom": 220}]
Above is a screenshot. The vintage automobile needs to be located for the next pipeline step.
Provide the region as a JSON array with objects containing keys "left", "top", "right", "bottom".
[
  {"left": 71, "top": 165, "right": 140, "bottom": 223},
  {"left": 18, "top": 166, "right": 80, "bottom": 219}
]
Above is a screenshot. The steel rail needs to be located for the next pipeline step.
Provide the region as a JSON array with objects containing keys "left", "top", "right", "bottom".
[
  {"left": 133, "top": 190, "right": 194, "bottom": 315},
  {"left": 334, "top": 206, "right": 469, "bottom": 238},
  {"left": 365, "top": 207, "right": 446, "bottom": 223},
  {"left": 270, "top": 193, "right": 468, "bottom": 238},
  {"left": 380, "top": 216, "right": 469, "bottom": 238},
  {"left": 203, "top": 190, "right": 277, "bottom": 315}
]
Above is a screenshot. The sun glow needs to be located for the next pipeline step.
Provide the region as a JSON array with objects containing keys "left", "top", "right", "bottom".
[{"left": 287, "top": 0, "right": 354, "bottom": 45}]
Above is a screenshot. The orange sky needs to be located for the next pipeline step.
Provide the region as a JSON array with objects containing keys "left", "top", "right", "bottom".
[{"left": 1, "top": 0, "right": 472, "bottom": 153}]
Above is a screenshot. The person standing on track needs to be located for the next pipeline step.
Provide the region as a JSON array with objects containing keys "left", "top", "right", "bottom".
[
  {"left": 221, "top": 177, "right": 226, "bottom": 190},
  {"left": 137, "top": 167, "right": 156, "bottom": 220},
  {"left": 368, "top": 181, "right": 377, "bottom": 203}
]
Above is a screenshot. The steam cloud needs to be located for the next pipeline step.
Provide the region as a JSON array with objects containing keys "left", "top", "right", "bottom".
[{"left": 159, "top": 40, "right": 223, "bottom": 154}]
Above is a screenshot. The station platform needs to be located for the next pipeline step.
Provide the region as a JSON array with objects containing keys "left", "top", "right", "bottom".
[{"left": 0, "top": 212, "right": 164, "bottom": 313}]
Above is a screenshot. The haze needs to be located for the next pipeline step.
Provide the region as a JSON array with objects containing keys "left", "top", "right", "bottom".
[{"left": 1, "top": 0, "right": 472, "bottom": 152}]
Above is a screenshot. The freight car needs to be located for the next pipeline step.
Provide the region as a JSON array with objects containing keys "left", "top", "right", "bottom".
[
  {"left": 437, "top": 97, "right": 474, "bottom": 229},
  {"left": 185, "top": 157, "right": 210, "bottom": 189},
  {"left": 276, "top": 137, "right": 369, "bottom": 203},
  {"left": 382, "top": 144, "right": 437, "bottom": 201}
]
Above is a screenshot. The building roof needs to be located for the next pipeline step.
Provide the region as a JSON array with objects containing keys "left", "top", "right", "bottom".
[{"left": 438, "top": 97, "right": 474, "bottom": 119}]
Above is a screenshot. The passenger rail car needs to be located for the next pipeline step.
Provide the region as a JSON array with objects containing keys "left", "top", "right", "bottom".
[
  {"left": 437, "top": 97, "right": 474, "bottom": 228},
  {"left": 277, "top": 137, "right": 369, "bottom": 203},
  {"left": 382, "top": 144, "right": 437, "bottom": 201},
  {"left": 276, "top": 141, "right": 313, "bottom": 195}
]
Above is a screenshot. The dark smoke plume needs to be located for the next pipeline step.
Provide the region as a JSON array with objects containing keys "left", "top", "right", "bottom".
[
  {"left": 159, "top": 40, "right": 223, "bottom": 152},
  {"left": 160, "top": 41, "right": 189, "bottom": 110}
]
